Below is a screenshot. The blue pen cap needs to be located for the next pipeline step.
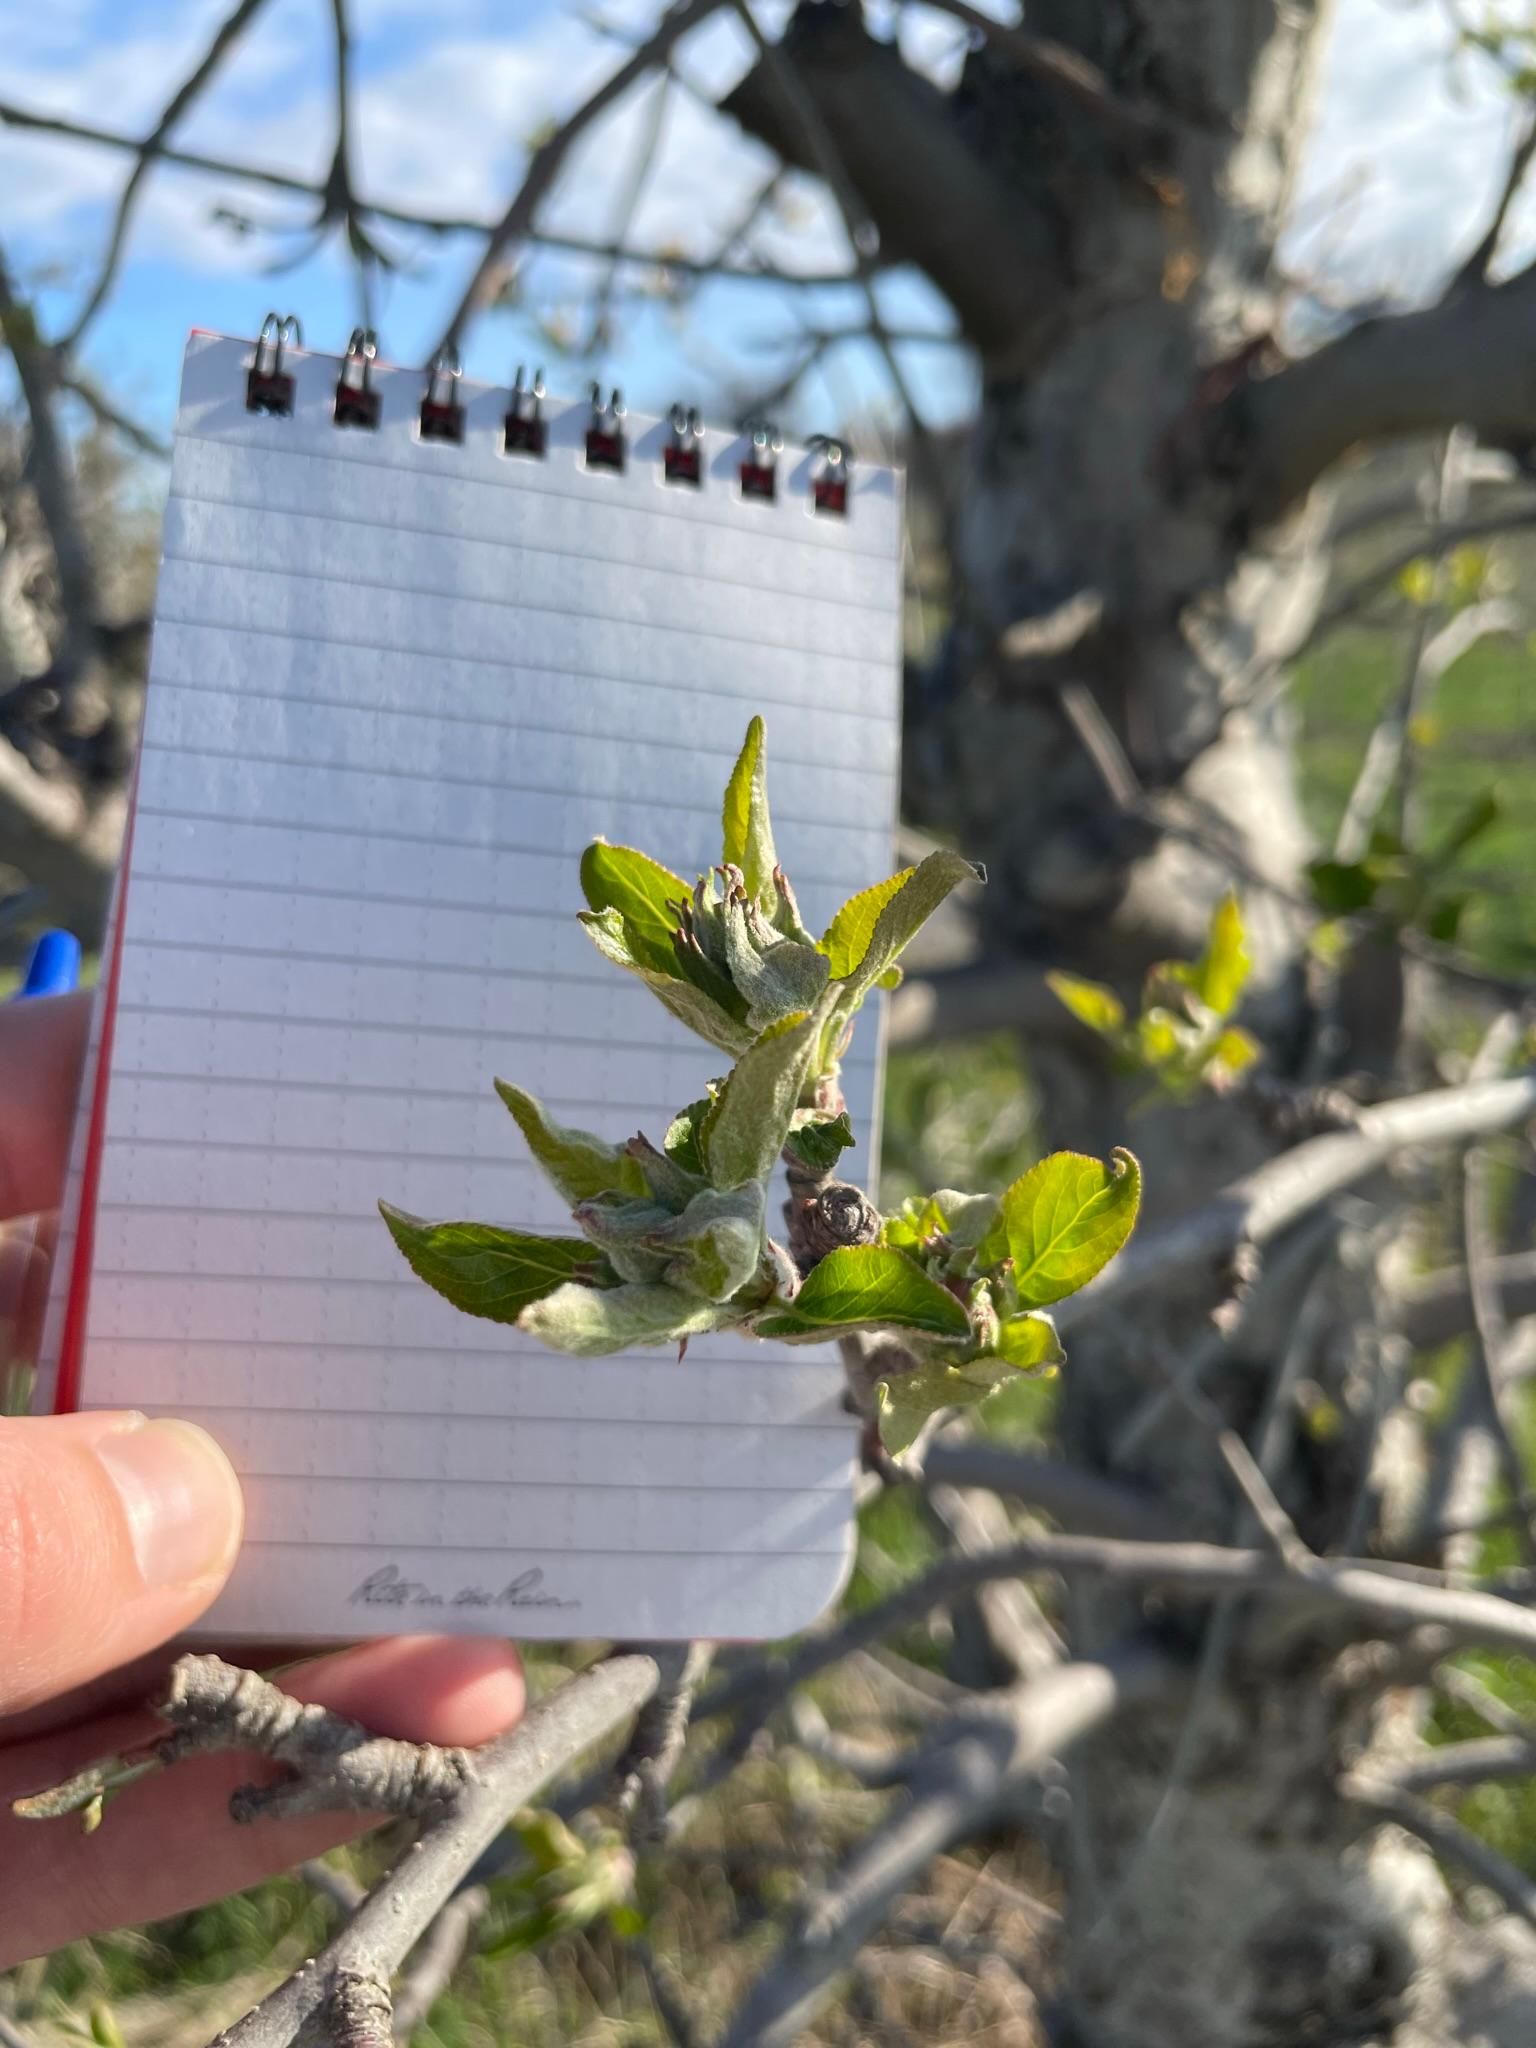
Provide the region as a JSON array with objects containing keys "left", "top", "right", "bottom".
[{"left": 18, "top": 929, "right": 82, "bottom": 1000}]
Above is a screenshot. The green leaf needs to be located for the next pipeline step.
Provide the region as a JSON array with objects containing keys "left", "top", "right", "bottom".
[
  {"left": 1046, "top": 970, "right": 1126, "bottom": 1037},
  {"left": 580, "top": 908, "right": 754, "bottom": 1055},
  {"left": 992, "top": 1310, "right": 1065, "bottom": 1370},
  {"left": 580, "top": 841, "right": 690, "bottom": 979},
  {"left": 1425, "top": 789, "right": 1500, "bottom": 874},
  {"left": 1191, "top": 894, "right": 1250, "bottom": 1018},
  {"left": 990, "top": 1148, "right": 1141, "bottom": 1309},
  {"left": 784, "top": 1109, "right": 856, "bottom": 1176},
  {"left": 665, "top": 1099, "right": 713, "bottom": 1177},
  {"left": 1307, "top": 859, "right": 1376, "bottom": 915},
  {"left": 721, "top": 715, "right": 778, "bottom": 904},
  {"left": 519, "top": 1280, "right": 723, "bottom": 1356},
  {"left": 379, "top": 1204, "right": 597, "bottom": 1324},
  {"left": 836, "top": 850, "right": 982, "bottom": 1007},
  {"left": 494, "top": 1081, "right": 646, "bottom": 1203},
  {"left": 1210, "top": 1026, "right": 1261, "bottom": 1078},
  {"left": 879, "top": 1193, "right": 948, "bottom": 1252},
  {"left": 656, "top": 1183, "right": 766, "bottom": 1301},
  {"left": 819, "top": 869, "right": 914, "bottom": 978},
  {"left": 753, "top": 1245, "right": 971, "bottom": 1341},
  {"left": 700, "top": 1008, "right": 823, "bottom": 1190},
  {"left": 876, "top": 1363, "right": 995, "bottom": 1454},
  {"left": 719, "top": 891, "right": 831, "bottom": 1028}
]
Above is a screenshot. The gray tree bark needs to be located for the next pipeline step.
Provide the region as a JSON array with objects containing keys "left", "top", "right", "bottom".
[{"left": 731, "top": 4, "right": 1536, "bottom": 2041}]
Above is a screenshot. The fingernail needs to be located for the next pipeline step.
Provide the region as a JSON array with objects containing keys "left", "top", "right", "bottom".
[{"left": 94, "top": 1418, "right": 244, "bottom": 1589}]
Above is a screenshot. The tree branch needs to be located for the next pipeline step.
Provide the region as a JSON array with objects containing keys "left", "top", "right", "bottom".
[
  {"left": 61, "top": 0, "right": 274, "bottom": 350},
  {"left": 1063, "top": 1069, "right": 1536, "bottom": 1332},
  {"left": 1346, "top": 1774, "right": 1536, "bottom": 1931},
  {"left": 718, "top": 1651, "right": 1167, "bottom": 2048},
  {"left": 435, "top": 0, "right": 726, "bottom": 358},
  {"left": 208, "top": 1652, "right": 660, "bottom": 2048},
  {"left": 1244, "top": 262, "right": 1536, "bottom": 520}
]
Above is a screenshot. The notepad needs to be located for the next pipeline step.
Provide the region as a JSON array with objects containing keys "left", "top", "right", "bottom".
[{"left": 38, "top": 331, "right": 902, "bottom": 1642}]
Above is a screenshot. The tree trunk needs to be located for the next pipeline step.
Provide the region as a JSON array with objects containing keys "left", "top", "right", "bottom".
[{"left": 728, "top": 5, "right": 1536, "bottom": 2041}]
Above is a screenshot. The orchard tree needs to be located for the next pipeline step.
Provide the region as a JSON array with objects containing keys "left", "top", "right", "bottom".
[{"left": 7, "top": 5, "right": 1536, "bottom": 2047}]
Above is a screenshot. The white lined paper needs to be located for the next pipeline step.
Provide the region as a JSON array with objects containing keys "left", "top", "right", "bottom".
[{"left": 58, "top": 332, "right": 902, "bottom": 1640}]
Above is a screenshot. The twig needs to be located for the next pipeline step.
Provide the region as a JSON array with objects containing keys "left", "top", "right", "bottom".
[
  {"left": 633, "top": 1935, "right": 706, "bottom": 2048},
  {"left": 435, "top": 0, "right": 725, "bottom": 356},
  {"left": 1454, "top": 102, "right": 1536, "bottom": 286},
  {"left": 717, "top": 1651, "right": 1167, "bottom": 2048},
  {"left": 613, "top": 1641, "right": 713, "bottom": 1840},
  {"left": 62, "top": 0, "right": 274, "bottom": 349},
  {"left": 1439, "top": 1663, "right": 1536, "bottom": 1740},
  {"left": 1385, "top": 1737, "right": 1536, "bottom": 1791},
  {"left": 918, "top": 1440, "right": 1186, "bottom": 1541},
  {"left": 0, "top": 96, "right": 858, "bottom": 287},
  {"left": 208, "top": 1652, "right": 660, "bottom": 2048},
  {"left": 1063, "top": 1068, "right": 1536, "bottom": 1332},
  {"left": 1346, "top": 1774, "right": 1536, "bottom": 1929},
  {"left": 301, "top": 1860, "right": 367, "bottom": 1919},
  {"left": 389, "top": 1886, "right": 489, "bottom": 2040},
  {"left": 1397, "top": 1249, "right": 1536, "bottom": 1351}
]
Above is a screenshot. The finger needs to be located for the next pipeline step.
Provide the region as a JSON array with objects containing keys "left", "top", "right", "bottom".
[
  {"left": 0, "top": 991, "right": 92, "bottom": 1221},
  {"left": 0, "top": 1411, "right": 245, "bottom": 1714},
  {"left": 0, "top": 1634, "right": 526, "bottom": 1966}
]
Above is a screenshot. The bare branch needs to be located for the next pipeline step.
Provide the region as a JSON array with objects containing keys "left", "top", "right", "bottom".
[
  {"left": 1346, "top": 1774, "right": 1536, "bottom": 1930},
  {"left": 1386, "top": 1737, "right": 1536, "bottom": 1792},
  {"left": 209, "top": 1652, "right": 660, "bottom": 2048},
  {"left": 435, "top": 0, "right": 726, "bottom": 357},
  {"left": 918, "top": 1439, "right": 1187, "bottom": 1542},
  {"left": 613, "top": 1640, "right": 713, "bottom": 1839},
  {"left": 1063, "top": 1069, "right": 1536, "bottom": 1333},
  {"left": 1399, "top": 1249, "right": 1536, "bottom": 1351},
  {"left": 1454, "top": 103, "right": 1536, "bottom": 286},
  {"left": 718, "top": 1651, "right": 1168, "bottom": 2048},
  {"left": 0, "top": 97, "right": 856, "bottom": 288},
  {"left": 1244, "top": 260, "right": 1536, "bottom": 519},
  {"left": 389, "top": 1887, "right": 489, "bottom": 2040},
  {"left": 62, "top": 0, "right": 274, "bottom": 349}
]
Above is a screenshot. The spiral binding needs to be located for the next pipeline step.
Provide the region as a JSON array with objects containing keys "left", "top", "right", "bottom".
[{"left": 242, "top": 316, "right": 854, "bottom": 515}]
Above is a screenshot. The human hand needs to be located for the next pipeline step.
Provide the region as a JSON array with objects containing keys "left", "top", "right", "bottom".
[{"left": 0, "top": 990, "right": 524, "bottom": 1965}]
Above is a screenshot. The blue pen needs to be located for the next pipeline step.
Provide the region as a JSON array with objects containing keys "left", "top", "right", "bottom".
[
  {"left": 16, "top": 929, "right": 82, "bottom": 1001},
  {"left": 4, "top": 930, "right": 83, "bottom": 1408}
]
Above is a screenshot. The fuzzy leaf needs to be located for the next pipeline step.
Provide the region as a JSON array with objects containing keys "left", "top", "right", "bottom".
[
  {"left": 875, "top": 1359, "right": 1006, "bottom": 1455},
  {"left": 580, "top": 841, "right": 690, "bottom": 979},
  {"left": 518, "top": 1280, "right": 722, "bottom": 1357},
  {"left": 379, "top": 1205, "right": 597, "bottom": 1324},
  {"left": 837, "top": 850, "right": 981, "bottom": 1006},
  {"left": 624, "top": 1132, "right": 704, "bottom": 1209},
  {"left": 819, "top": 869, "right": 914, "bottom": 978},
  {"left": 988, "top": 1149, "right": 1141, "bottom": 1309},
  {"left": 784, "top": 1109, "right": 856, "bottom": 1176},
  {"left": 721, "top": 715, "right": 778, "bottom": 904},
  {"left": 879, "top": 1194, "right": 948, "bottom": 1252},
  {"left": 992, "top": 1310, "right": 1066, "bottom": 1370},
  {"left": 580, "top": 908, "right": 753, "bottom": 1054},
  {"left": 700, "top": 1009, "right": 822, "bottom": 1190},
  {"left": 665, "top": 1099, "right": 713, "bottom": 1177},
  {"left": 753, "top": 1245, "right": 971, "bottom": 1341},
  {"left": 657, "top": 1183, "right": 766, "bottom": 1301},
  {"left": 720, "top": 893, "right": 831, "bottom": 1027},
  {"left": 495, "top": 1081, "right": 647, "bottom": 1203},
  {"left": 1046, "top": 971, "right": 1126, "bottom": 1038}
]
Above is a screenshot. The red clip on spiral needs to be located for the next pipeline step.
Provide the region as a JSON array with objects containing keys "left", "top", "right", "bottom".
[
  {"left": 585, "top": 384, "right": 626, "bottom": 473},
  {"left": 334, "top": 328, "right": 381, "bottom": 430},
  {"left": 246, "top": 313, "right": 301, "bottom": 416},
  {"left": 504, "top": 365, "right": 546, "bottom": 457},
  {"left": 740, "top": 418, "right": 781, "bottom": 503},
  {"left": 419, "top": 349, "right": 464, "bottom": 444},
  {"left": 810, "top": 436, "right": 850, "bottom": 519},
  {"left": 664, "top": 404, "right": 704, "bottom": 488}
]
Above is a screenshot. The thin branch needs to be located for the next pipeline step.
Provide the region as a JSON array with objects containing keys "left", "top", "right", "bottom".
[
  {"left": 613, "top": 1640, "right": 713, "bottom": 1840},
  {"left": 0, "top": 97, "right": 855, "bottom": 287},
  {"left": 62, "top": 0, "right": 274, "bottom": 349},
  {"left": 1399, "top": 1249, "right": 1536, "bottom": 1351},
  {"left": 389, "top": 1886, "right": 489, "bottom": 2040},
  {"left": 1062, "top": 1069, "right": 1536, "bottom": 1334},
  {"left": 209, "top": 1653, "right": 661, "bottom": 2048},
  {"left": 435, "top": 0, "right": 726, "bottom": 358},
  {"left": 718, "top": 1652, "right": 1168, "bottom": 2048},
  {"left": 55, "top": 370, "right": 170, "bottom": 459},
  {"left": 1453, "top": 102, "right": 1536, "bottom": 285},
  {"left": 1386, "top": 1736, "right": 1536, "bottom": 1791},
  {"left": 1346, "top": 1774, "right": 1536, "bottom": 1929},
  {"left": 580, "top": 71, "right": 672, "bottom": 356},
  {"left": 917, "top": 1439, "right": 1187, "bottom": 1542},
  {"left": 901, "top": 0, "right": 1173, "bottom": 159}
]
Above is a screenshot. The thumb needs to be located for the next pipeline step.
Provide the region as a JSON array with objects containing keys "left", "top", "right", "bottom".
[{"left": 0, "top": 1412, "right": 244, "bottom": 1716}]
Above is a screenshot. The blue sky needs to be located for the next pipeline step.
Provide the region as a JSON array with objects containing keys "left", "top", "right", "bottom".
[{"left": 2, "top": 0, "right": 1529, "bottom": 449}]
